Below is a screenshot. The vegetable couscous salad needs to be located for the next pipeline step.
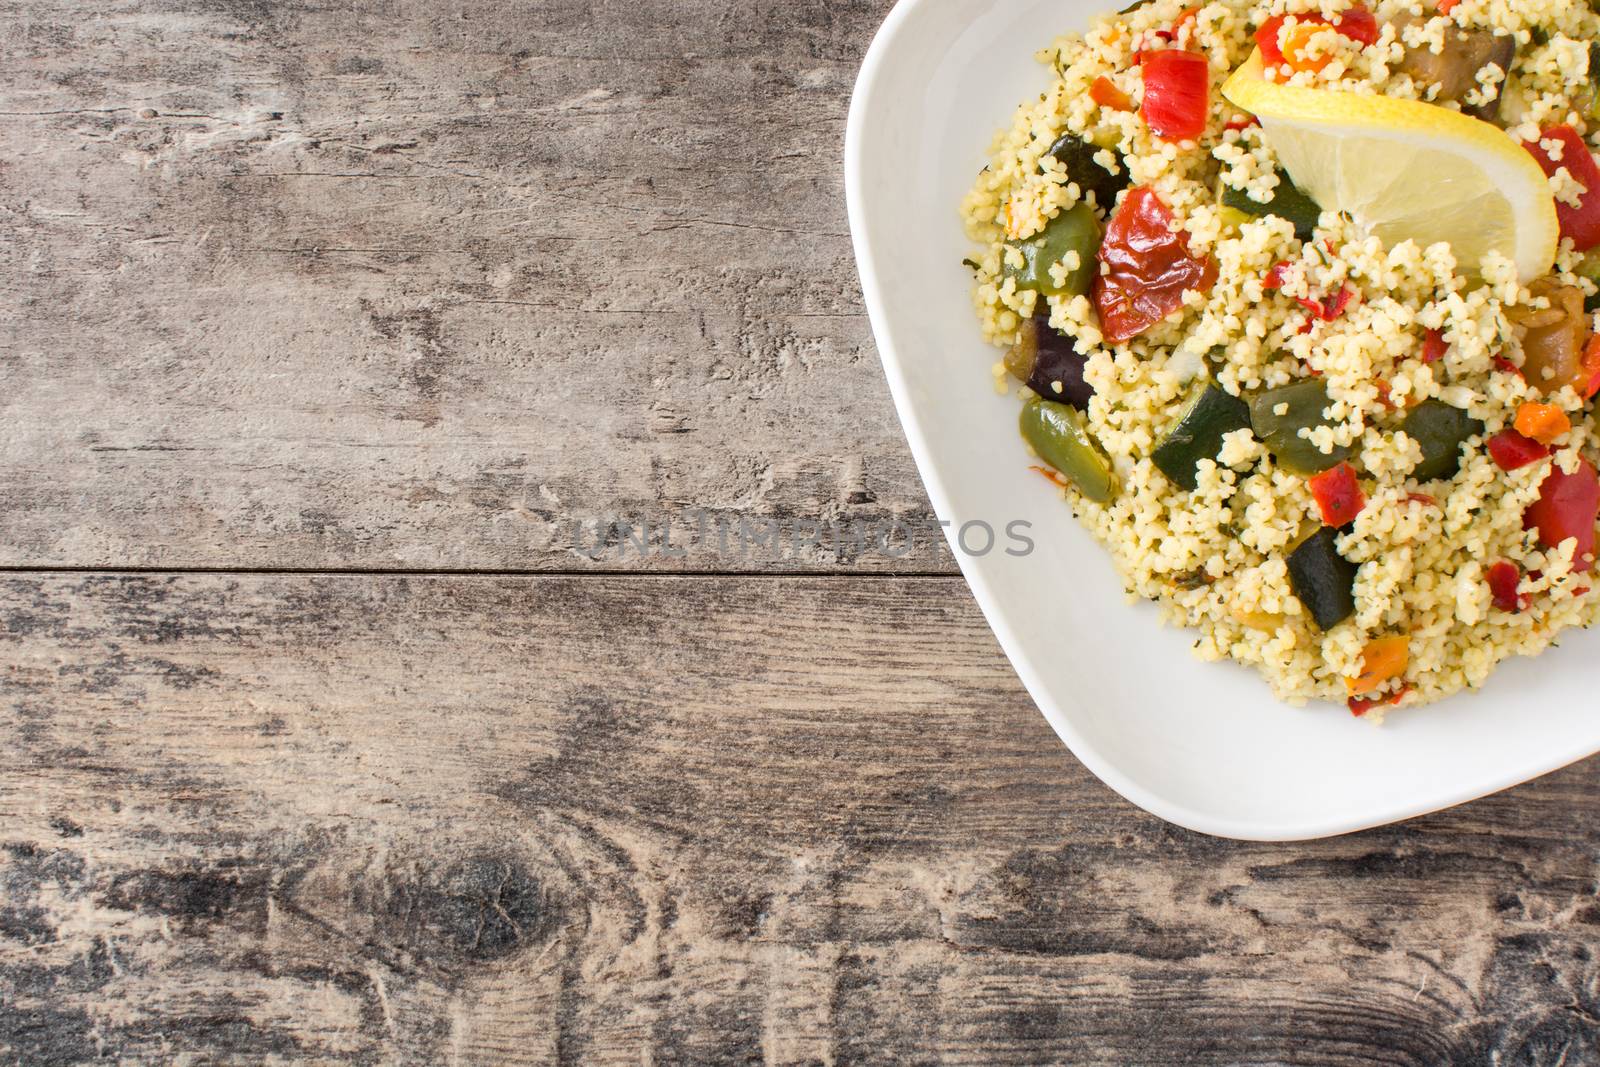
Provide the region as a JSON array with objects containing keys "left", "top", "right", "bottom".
[{"left": 963, "top": 0, "right": 1600, "bottom": 715}]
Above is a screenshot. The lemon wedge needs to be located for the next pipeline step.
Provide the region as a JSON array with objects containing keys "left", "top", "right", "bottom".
[{"left": 1221, "top": 50, "right": 1558, "bottom": 280}]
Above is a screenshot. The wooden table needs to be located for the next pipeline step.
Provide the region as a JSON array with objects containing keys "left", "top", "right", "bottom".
[{"left": 3, "top": 2, "right": 1598, "bottom": 1063}]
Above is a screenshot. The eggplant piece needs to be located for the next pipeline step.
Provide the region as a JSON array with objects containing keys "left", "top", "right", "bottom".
[
  {"left": 1004, "top": 313, "right": 1095, "bottom": 410},
  {"left": 1249, "top": 379, "right": 1352, "bottom": 475},
  {"left": 1043, "top": 132, "right": 1131, "bottom": 211},
  {"left": 1402, "top": 399, "right": 1483, "bottom": 482},
  {"left": 1152, "top": 384, "right": 1253, "bottom": 491},
  {"left": 1020, "top": 398, "right": 1118, "bottom": 504},
  {"left": 1509, "top": 278, "right": 1588, "bottom": 395},
  {"left": 1288, "top": 527, "right": 1359, "bottom": 632},
  {"left": 1219, "top": 170, "right": 1323, "bottom": 241},
  {"left": 1399, "top": 29, "right": 1515, "bottom": 118}
]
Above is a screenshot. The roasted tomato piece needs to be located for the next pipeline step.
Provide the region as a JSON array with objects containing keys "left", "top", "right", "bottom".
[{"left": 1093, "top": 186, "right": 1217, "bottom": 344}]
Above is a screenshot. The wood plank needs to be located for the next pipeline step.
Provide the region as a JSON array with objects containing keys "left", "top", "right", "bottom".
[
  {"left": 3, "top": 573, "right": 1598, "bottom": 1064},
  {"left": 0, "top": 0, "right": 949, "bottom": 571}
]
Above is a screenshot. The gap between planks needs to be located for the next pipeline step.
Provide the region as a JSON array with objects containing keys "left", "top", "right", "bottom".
[{"left": 0, "top": 566, "right": 964, "bottom": 580}]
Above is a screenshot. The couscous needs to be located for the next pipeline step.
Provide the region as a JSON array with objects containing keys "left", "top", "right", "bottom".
[{"left": 962, "top": 0, "right": 1600, "bottom": 714}]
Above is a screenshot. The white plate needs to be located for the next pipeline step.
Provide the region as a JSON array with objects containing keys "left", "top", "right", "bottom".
[{"left": 844, "top": 0, "right": 1600, "bottom": 840}]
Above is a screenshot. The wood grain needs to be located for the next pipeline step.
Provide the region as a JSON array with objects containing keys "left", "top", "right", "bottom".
[
  {"left": 7, "top": 1, "right": 1600, "bottom": 1063},
  {"left": 0, "top": 0, "right": 943, "bottom": 572},
  {"left": 4, "top": 574, "right": 1600, "bottom": 1065}
]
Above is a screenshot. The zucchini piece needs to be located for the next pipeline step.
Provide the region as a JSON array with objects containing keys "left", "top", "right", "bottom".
[
  {"left": 1218, "top": 170, "right": 1322, "bottom": 242},
  {"left": 1287, "top": 527, "right": 1359, "bottom": 632},
  {"left": 1020, "top": 398, "right": 1118, "bottom": 504},
  {"left": 1249, "top": 379, "right": 1352, "bottom": 475},
  {"left": 1003, "top": 202, "right": 1101, "bottom": 298},
  {"left": 1402, "top": 399, "right": 1484, "bottom": 482},
  {"left": 1152, "top": 384, "right": 1252, "bottom": 491},
  {"left": 1044, "top": 132, "right": 1131, "bottom": 211}
]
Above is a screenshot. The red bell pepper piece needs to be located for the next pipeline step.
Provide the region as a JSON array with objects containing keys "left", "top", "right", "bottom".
[
  {"left": 1171, "top": 6, "right": 1202, "bottom": 36},
  {"left": 1093, "top": 186, "right": 1218, "bottom": 344},
  {"left": 1582, "top": 335, "right": 1600, "bottom": 400},
  {"left": 1255, "top": 11, "right": 1297, "bottom": 61},
  {"left": 1487, "top": 561, "right": 1526, "bottom": 613},
  {"left": 1141, "top": 49, "right": 1210, "bottom": 142},
  {"left": 1298, "top": 287, "right": 1356, "bottom": 332},
  {"left": 1263, "top": 261, "right": 1356, "bottom": 329},
  {"left": 1349, "top": 685, "right": 1411, "bottom": 717},
  {"left": 1322, "top": 286, "right": 1356, "bottom": 319},
  {"left": 1522, "top": 126, "right": 1600, "bottom": 252},
  {"left": 1145, "top": 5, "right": 1203, "bottom": 49},
  {"left": 1524, "top": 458, "right": 1600, "bottom": 573},
  {"left": 1308, "top": 461, "right": 1365, "bottom": 527},
  {"left": 1421, "top": 329, "right": 1448, "bottom": 364},
  {"left": 1332, "top": 7, "right": 1380, "bottom": 45},
  {"left": 1486, "top": 429, "right": 1551, "bottom": 471},
  {"left": 1256, "top": 6, "right": 1379, "bottom": 68}
]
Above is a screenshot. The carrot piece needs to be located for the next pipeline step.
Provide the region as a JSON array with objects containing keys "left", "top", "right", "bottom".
[
  {"left": 1347, "top": 636, "right": 1409, "bottom": 696},
  {"left": 1090, "top": 75, "right": 1134, "bottom": 112},
  {"left": 1513, "top": 402, "right": 1572, "bottom": 446},
  {"left": 1281, "top": 21, "right": 1336, "bottom": 73},
  {"left": 1437, "top": 0, "right": 1461, "bottom": 13}
]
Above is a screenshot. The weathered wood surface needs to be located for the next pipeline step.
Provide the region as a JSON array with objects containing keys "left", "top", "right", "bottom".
[
  {"left": 4, "top": 574, "right": 1600, "bottom": 1066},
  {"left": 7, "top": 0, "right": 1600, "bottom": 1063},
  {"left": 0, "top": 0, "right": 942, "bottom": 572}
]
